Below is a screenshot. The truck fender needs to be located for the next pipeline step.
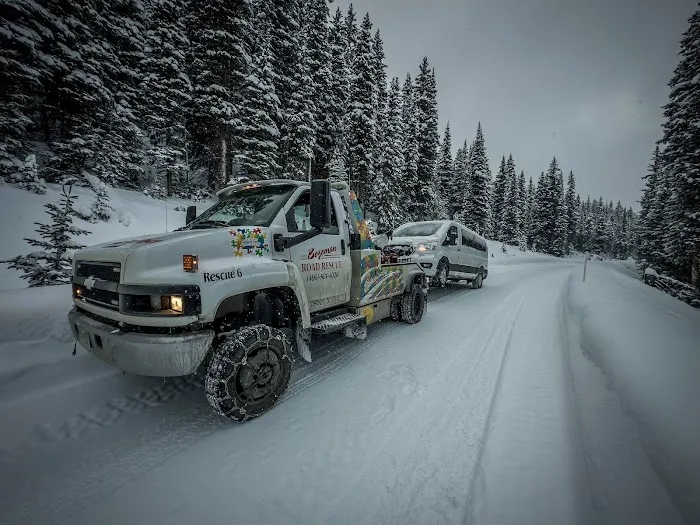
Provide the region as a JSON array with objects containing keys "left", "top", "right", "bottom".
[
  {"left": 285, "top": 262, "right": 311, "bottom": 329},
  {"left": 405, "top": 269, "right": 428, "bottom": 292}
]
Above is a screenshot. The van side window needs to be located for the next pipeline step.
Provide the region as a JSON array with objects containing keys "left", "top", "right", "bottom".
[
  {"left": 461, "top": 230, "right": 469, "bottom": 246},
  {"left": 444, "top": 225, "right": 459, "bottom": 246},
  {"left": 288, "top": 191, "right": 339, "bottom": 234}
]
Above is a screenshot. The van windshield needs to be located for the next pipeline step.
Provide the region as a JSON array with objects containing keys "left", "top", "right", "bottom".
[
  {"left": 393, "top": 222, "right": 442, "bottom": 237},
  {"left": 186, "top": 184, "right": 296, "bottom": 229}
]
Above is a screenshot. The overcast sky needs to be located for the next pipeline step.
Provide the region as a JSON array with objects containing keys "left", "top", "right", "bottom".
[{"left": 335, "top": 0, "right": 698, "bottom": 208}]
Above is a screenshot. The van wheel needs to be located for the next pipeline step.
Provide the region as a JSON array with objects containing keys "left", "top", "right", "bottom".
[
  {"left": 401, "top": 284, "right": 426, "bottom": 324},
  {"left": 205, "top": 325, "right": 292, "bottom": 422},
  {"left": 472, "top": 271, "right": 483, "bottom": 289},
  {"left": 430, "top": 259, "right": 449, "bottom": 288}
]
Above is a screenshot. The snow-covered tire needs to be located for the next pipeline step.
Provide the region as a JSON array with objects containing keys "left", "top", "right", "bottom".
[
  {"left": 472, "top": 271, "right": 483, "bottom": 289},
  {"left": 205, "top": 325, "right": 292, "bottom": 422},
  {"left": 430, "top": 258, "right": 449, "bottom": 288},
  {"left": 401, "top": 283, "right": 426, "bottom": 324}
]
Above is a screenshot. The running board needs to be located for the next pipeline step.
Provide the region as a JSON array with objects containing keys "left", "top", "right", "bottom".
[{"left": 311, "top": 313, "right": 365, "bottom": 335}]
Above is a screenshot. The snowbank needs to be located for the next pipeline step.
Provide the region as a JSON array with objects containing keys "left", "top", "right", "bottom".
[
  {"left": 486, "top": 240, "right": 566, "bottom": 267},
  {"left": 0, "top": 184, "right": 214, "bottom": 291},
  {"left": 566, "top": 262, "right": 700, "bottom": 524}
]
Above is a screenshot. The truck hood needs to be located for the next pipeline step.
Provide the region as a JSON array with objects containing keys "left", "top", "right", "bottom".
[{"left": 75, "top": 227, "right": 275, "bottom": 284}]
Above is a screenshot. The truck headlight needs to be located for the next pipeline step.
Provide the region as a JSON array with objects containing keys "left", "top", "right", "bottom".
[
  {"left": 169, "top": 295, "right": 184, "bottom": 313},
  {"left": 416, "top": 242, "right": 437, "bottom": 252}
]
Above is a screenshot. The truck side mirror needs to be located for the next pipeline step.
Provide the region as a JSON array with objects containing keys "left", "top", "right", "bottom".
[
  {"left": 186, "top": 205, "right": 197, "bottom": 225},
  {"left": 309, "top": 179, "right": 331, "bottom": 229}
]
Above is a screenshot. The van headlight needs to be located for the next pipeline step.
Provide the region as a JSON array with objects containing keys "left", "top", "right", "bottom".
[{"left": 416, "top": 242, "right": 437, "bottom": 252}]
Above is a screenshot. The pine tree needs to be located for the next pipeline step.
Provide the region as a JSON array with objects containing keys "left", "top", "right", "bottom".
[
  {"left": 374, "top": 76, "right": 405, "bottom": 229},
  {"left": 237, "top": 43, "right": 282, "bottom": 178},
  {"left": 658, "top": 7, "right": 700, "bottom": 285},
  {"left": 639, "top": 145, "right": 664, "bottom": 268},
  {"left": 0, "top": 0, "right": 55, "bottom": 180},
  {"left": 532, "top": 159, "right": 566, "bottom": 257},
  {"left": 491, "top": 156, "right": 508, "bottom": 240},
  {"left": 464, "top": 122, "right": 491, "bottom": 235},
  {"left": 450, "top": 142, "right": 469, "bottom": 220},
  {"left": 436, "top": 123, "right": 454, "bottom": 218},
  {"left": 401, "top": 74, "right": 419, "bottom": 221},
  {"left": 189, "top": 0, "right": 255, "bottom": 189},
  {"left": 2, "top": 185, "right": 90, "bottom": 286},
  {"left": 346, "top": 13, "right": 376, "bottom": 203},
  {"left": 565, "top": 171, "right": 578, "bottom": 254},
  {"left": 142, "top": 0, "right": 192, "bottom": 194},
  {"left": 501, "top": 155, "right": 520, "bottom": 245},
  {"left": 525, "top": 176, "right": 536, "bottom": 248},
  {"left": 328, "top": 7, "right": 351, "bottom": 168},
  {"left": 305, "top": 0, "right": 332, "bottom": 176},
  {"left": 413, "top": 57, "right": 439, "bottom": 219},
  {"left": 367, "top": 28, "right": 388, "bottom": 213}
]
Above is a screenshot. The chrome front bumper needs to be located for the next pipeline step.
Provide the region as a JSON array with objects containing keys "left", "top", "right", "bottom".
[{"left": 68, "top": 308, "right": 214, "bottom": 377}]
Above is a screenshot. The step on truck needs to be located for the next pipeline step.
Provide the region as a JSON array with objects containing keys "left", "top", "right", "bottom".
[{"left": 68, "top": 180, "right": 428, "bottom": 422}]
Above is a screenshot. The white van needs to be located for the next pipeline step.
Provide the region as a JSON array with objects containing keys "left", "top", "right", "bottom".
[{"left": 382, "top": 220, "right": 489, "bottom": 288}]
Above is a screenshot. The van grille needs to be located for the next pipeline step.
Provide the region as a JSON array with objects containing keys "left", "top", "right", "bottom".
[{"left": 75, "top": 261, "right": 121, "bottom": 283}]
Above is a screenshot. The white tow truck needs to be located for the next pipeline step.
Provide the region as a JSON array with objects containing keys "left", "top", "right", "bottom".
[{"left": 68, "top": 180, "right": 428, "bottom": 422}]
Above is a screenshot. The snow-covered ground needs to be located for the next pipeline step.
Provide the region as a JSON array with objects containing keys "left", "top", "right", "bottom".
[
  {"left": 1, "top": 187, "right": 699, "bottom": 525},
  {"left": 1, "top": 253, "right": 699, "bottom": 524}
]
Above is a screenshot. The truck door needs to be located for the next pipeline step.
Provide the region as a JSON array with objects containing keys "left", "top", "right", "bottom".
[{"left": 287, "top": 190, "right": 352, "bottom": 312}]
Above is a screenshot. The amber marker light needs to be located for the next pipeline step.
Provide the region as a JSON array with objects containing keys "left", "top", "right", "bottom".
[{"left": 183, "top": 254, "right": 198, "bottom": 272}]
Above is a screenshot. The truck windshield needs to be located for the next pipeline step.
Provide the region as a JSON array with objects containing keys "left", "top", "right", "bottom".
[
  {"left": 187, "top": 184, "right": 296, "bottom": 229},
  {"left": 393, "top": 222, "right": 442, "bottom": 237}
]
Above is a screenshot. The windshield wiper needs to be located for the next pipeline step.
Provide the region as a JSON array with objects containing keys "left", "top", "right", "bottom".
[{"left": 188, "top": 220, "right": 230, "bottom": 230}]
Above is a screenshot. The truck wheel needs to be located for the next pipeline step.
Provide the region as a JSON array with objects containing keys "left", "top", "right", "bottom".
[
  {"left": 205, "top": 325, "right": 292, "bottom": 422},
  {"left": 472, "top": 271, "right": 483, "bottom": 289},
  {"left": 430, "top": 259, "right": 449, "bottom": 288},
  {"left": 401, "top": 284, "right": 426, "bottom": 324}
]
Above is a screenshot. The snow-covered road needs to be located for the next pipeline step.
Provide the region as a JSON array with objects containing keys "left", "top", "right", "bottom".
[{"left": 1, "top": 258, "right": 698, "bottom": 525}]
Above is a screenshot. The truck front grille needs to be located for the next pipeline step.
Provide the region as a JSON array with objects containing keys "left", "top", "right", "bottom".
[
  {"left": 75, "top": 285, "right": 120, "bottom": 311},
  {"left": 75, "top": 261, "right": 121, "bottom": 283}
]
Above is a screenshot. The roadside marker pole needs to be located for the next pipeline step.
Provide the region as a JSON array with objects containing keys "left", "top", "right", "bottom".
[{"left": 583, "top": 252, "right": 589, "bottom": 282}]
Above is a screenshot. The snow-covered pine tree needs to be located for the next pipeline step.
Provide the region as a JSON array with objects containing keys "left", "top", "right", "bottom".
[
  {"left": 2, "top": 185, "right": 90, "bottom": 286},
  {"left": 501, "top": 155, "right": 521, "bottom": 245},
  {"left": 41, "top": 0, "right": 115, "bottom": 187},
  {"left": 237, "top": 42, "right": 281, "bottom": 179},
  {"left": 491, "top": 156, "right": 508, "bottom": 240},
  {"left": 524, "top": 176, "right": 536, "bottom": 248},
  {"left": 464, "top": 122, "right": 491, "bottom": 235},
  {"left": 142, "top": 0, "right": 192, "bottom": 195},
  {"left": 514, "top": 170, "right": 527, "bottom": 250},
  {"left": 347, "top": 13, "right": 376, "bottom": 203},
  {"left": 376, "top": 76, "right": 406, "bottom": 229},
  {"left": 367, "top": 28, "right": 388, "bottom": 214},
  {"left": 413, "top": 58, "right": 440, "bottom": 220},
  {"left": 658, "top": 6, "right": 700, "bottom": 285},
  {"left": 328, "top": 7, "right": 351, "bottom": 169},
  {"left": 189, "top": 0, "right": 255, "bottom": 189},
  {"left": 450, "top": 142, "right": 469, "bottom": 220},
  {"left": 564, "top": 171, "right": 578, "bottom": 254},
  {"left": 344, "top": 4, "right": 359, "bottom": 69},
  {"left": 0, "top": 0, "right": 55, "bottom": 181},
  {"left": 305, "top": 0, "right": 332, "bottom": 177},
  {"left": 638, "top": 145, "right": 663, "bottom": 268},
  {"left": 7, "top": 154, "right": 47, "bottom": 194},
  {"left": 401, "top": 74, "right": 419, "bottom": 221},
  {"left": 99, "top": 0, "right": 148, "bottom": 189},
  {"left": 435, "top": 123, "right": 454, "bottom": 219},
  {"left": 265, "top": 0, "right": 303, "bottom": 157},
  {"left": 531, "top": 170, "right": 547, "bottom": 252}
]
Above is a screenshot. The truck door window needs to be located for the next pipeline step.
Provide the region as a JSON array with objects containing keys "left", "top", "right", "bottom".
[{"left": 288, "top": 191, "right": 340, "bottom": 235}]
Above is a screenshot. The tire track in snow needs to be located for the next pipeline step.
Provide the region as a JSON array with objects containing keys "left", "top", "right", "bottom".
[
  {"left": 1, "top": 286, "right": 475, "bottom": 525},
  {"left": 314, "top": 289, "right": 527, "bottom": 525}
]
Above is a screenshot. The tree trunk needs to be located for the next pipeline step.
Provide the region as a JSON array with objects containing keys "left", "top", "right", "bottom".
[
  {"left": 220, "top": 135, "right": 228, "bottom": 189},
  {"left": 692, "top": 246, "right": 699, "bottom": 289}
]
